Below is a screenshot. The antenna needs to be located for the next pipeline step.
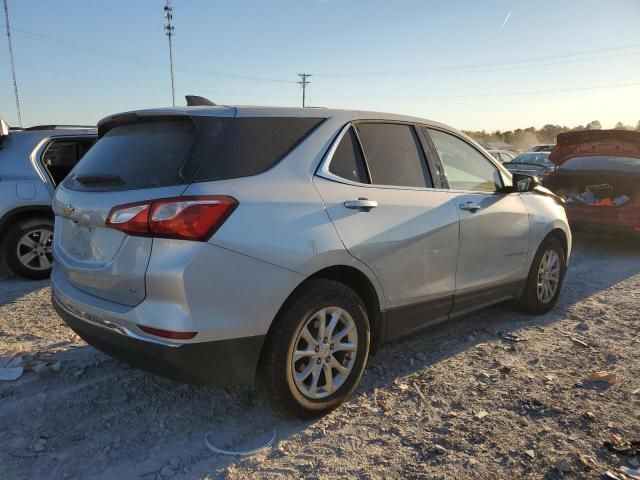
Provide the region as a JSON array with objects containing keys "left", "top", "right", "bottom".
[
  {"left": 164, "top": 0, "right": 176, "bottom": 107},
  {"left": 3, "top": 0, "right": 22, "bottom": 127},
  {"left": 298, "top": 73, "right": 311, "bottom": 108}
]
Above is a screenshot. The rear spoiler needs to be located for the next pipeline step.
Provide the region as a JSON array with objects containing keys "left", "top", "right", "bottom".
[
  {"left": 0, "top": 117, "right": 9, "bottom": 137},
  {"left": 0, "top": 117, "right": 9, "bottom": 147}
]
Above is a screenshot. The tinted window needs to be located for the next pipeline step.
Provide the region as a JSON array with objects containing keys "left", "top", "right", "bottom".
[
  {"left": 67, "top": 119, "right": 202, "bottom": 190},
  {"left": 66, "top": 116, "right": 323, "bottom": 191},
  {"left": 356, "top": 123, "right": 432, "bottom": 188},
  {"left": 328, "top": 127, "right": 369, "bottom": 183},
  {"left": 43, "top": 138, "right": 96, "bottom": 185},
  {"left": 426, "top": 128, "right": 502, "bottom": 192},
  {"left": 195, "top": 117, "right": 324, "bottom": 182}
]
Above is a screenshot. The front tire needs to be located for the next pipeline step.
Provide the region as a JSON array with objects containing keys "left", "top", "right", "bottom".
[
  {"left": 519, "top": 236, "right": 566, "bottom": 314},
  {"left": 2, "top": 218, "right": 54, "bottom": 280},
  {"left": 258, "top": 279, "right": 370, "bottom": 419}
]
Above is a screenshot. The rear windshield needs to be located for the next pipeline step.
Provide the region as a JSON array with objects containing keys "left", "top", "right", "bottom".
[
  {"left": 560, "top": 156, "right": 640, "bottom": 174},
  {"left": 65, "top": 119, "right": 203, "bottom": 191},
  {"left": 65, "top": 116, "right": 324, "bottom": 191}
]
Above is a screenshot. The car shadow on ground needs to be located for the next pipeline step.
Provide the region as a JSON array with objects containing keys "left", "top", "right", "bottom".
[
  {"left": 2, "top": 232, "right": 639, "bottom": 478},
  {"left": 0, "top": 263, "right": 48, "bottom": 305}
]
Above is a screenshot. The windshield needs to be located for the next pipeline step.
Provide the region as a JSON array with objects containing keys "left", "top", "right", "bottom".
[{"left": 510, "top": 153, "right": 552, "bottom": 166}]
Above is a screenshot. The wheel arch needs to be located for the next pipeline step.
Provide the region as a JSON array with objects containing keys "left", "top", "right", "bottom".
[
  {"left": 547, "top": 227, "right": 569, "bottom": 257},
  {"left": 0, "top": 205, "right": 53, "bottom": 238},
  {"left": 263, "top": 264, "right": 385, "bottom": 361},
  {"left": 525, "top": 226, "right": 570, "bottom": 280}
]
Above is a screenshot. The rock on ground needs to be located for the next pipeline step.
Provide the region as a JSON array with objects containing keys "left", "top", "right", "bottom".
[{"left": 0, "top": 234, "right": 639, "bottom": 479}]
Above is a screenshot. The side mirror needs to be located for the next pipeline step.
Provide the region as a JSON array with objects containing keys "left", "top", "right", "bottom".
[{"left": 512, "top": 173, "right": 538, "bottom": 193}]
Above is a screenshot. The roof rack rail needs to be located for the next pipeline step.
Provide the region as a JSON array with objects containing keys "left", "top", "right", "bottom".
[{"left": 24, "top": 124, "right": 96, "bottom": 131}]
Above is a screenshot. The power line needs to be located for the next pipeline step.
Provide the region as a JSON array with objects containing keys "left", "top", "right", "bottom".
[
  {"left": 11, "top": 24, "right": 640, "bottom": 85},
  {"left": 3, "top": 0, "right": 22, "bottom": 127},
  {"left": 0, "top": 61, "right": 298, "bottom": 100},
  {"left": 298, "top": 73, "right": 311, "bottom": 107},
  {"left": 9, "top": 26, "right": 297, "bottom": 84},
  {"left": 10, "top": 27, "right": 158, "bottom": 64},
  {"left": 164, "top": 0, "right": 176, "bottom": 106},
  {"left": 315, "top": 42, "right": 640, "bottom": 78},
  {"left": 315, "top": 81, "right": 640, "bottom": 101}
]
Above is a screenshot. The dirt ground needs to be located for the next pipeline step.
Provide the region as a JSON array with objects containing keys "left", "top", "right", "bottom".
[{"left": 1, "top": 233, "right": 639, "bottom": 480}]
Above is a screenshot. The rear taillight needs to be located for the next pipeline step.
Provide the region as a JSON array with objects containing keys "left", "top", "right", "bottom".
[
  {"left": 106, "top": 196, "right": 237, "bottom": 241},
  {"left": 538, "top": 166, "right": 556, "bottom": 177},
  {"left": 634, "top": 226, "right": 640, "bottom": 233}
]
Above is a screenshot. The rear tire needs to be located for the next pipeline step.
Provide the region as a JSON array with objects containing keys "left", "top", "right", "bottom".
[
  {"left": 519, "top": 236, "right": 566, "bottom": 314},
  {"left": 2, "top": 218, "right": 54, "bottom": 280},
  {"left": 258, "top": 279, "right": 370, "bottom": 419}
]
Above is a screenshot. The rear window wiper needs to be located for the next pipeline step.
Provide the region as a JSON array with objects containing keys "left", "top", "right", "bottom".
[{"left": 74, "top": 174, "right": 124, "bottom": 185}]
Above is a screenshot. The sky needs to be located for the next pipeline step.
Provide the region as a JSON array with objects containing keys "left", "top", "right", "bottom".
[{"left": 1, "top": 0, "right": 640, "bottom": 131}]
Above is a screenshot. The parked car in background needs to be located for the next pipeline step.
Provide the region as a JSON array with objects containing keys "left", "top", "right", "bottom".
[
  {"left": 527, "top": 144, "right": 555, "bottom": 152},
  {"left": 504, "top": 151, "right": 556, "bottom": 181},
  {"left": 544, "top": 129, "right": 640, "bottom": 236},
  {"left": 0, "top": 118, "right": 96, "bottom": 278},
  {"left": 51, "top": 104, "right": 571, "bottom": 418},
  {"left": 487, "top": 149, "right": 518, "bottom": 163}
]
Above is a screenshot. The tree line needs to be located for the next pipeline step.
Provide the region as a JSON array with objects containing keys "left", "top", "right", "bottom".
[{"left": 464, "top": 120, "right": 640, "bottom": 151}]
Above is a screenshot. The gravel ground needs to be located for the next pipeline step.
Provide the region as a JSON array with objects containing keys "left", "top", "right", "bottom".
[{"left": 0, "top": 234, "right": 639, "bottom": 480}]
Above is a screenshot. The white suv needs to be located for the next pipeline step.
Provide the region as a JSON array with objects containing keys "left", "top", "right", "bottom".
[
  {"left": 51, "top": 105, "right": 571, "bottom": 418},
  {"left": 0, "top": 118, "right": 96, "bottom": 278}
]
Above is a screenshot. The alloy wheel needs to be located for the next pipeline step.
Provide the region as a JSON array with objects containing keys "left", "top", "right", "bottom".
[
  {"left": 290, "top": 307, "right": 358, "bottom": 399},
  {"left": 16, "top": 229, "right": 53, "bottom": 271},
  {"left": 536, "top": 249, "right": 560, "bottom": 303}
]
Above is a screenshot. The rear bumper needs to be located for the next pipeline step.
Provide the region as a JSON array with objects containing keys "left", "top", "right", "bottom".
[
  {"left": 566, "top": 206, "right": 640, "bottom": 235},
  {"left": 570, "top": 221, "right": 640, "bottom": 237},
  {"left": 53, "top": 295, "right": 265, "bottom": 385}
]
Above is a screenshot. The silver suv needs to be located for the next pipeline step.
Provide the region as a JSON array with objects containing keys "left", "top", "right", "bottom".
[
  {"left": 50, "top": 106, "right": 571, "bottom": 418},
  {"left": 0, "top": 118, "right": 96, "bottom": 278}
]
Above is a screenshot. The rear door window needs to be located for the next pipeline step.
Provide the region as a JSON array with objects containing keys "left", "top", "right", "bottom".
[
  {"left": 328, "top": 127, "right": 369, "bottom": 183},
  {"left": 426, "top": 128, "right": 502, "bottom": 192},
  {"left": 355, "top": 123, "right": 432, "bottom": 188},
  {"left": 194, "top": 117, "right": 325, "bottom": 182}
]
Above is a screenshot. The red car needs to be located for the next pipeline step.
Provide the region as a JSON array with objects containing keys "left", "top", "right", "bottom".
[{"left": 545, "top": 130, "right": 640, "bottom": 236}]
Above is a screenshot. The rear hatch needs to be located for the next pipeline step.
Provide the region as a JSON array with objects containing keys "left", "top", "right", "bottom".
[
  {"left": 549, "top": 129, "right": 640, "bottom": 166},
  {"left": 546, "top": 130, "right": 640, "bottom": 225},
  {"left": 53, "top": 109, "right": 235, "bottom": 306}
]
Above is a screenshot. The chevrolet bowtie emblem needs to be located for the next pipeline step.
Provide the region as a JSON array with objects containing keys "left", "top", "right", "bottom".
[{"left": 62, "top": 205, "right": 75, "bottom": 217}]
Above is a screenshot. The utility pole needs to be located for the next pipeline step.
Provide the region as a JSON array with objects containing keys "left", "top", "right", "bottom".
[
  {"left": 298, "top": 73, "right": 311, "bottom": 108},
  {"left": 164, "top": 0, "right": 176, "bottom": 107},
  {"left": 3, "top": 0, "right": 22, "bottom": 127}
]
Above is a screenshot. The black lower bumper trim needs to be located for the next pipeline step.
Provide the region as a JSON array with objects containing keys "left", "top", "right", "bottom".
[{"left": 53, "top": 299, "right": 265, "bottom": 386}]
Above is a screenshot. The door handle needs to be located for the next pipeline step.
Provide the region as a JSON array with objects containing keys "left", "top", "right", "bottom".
[
  {"left": 459, "top": 202, "right": 482, "bottom": 212},
  {"left": 344, "top": 198, "right": 378, "bottom": 211}
]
